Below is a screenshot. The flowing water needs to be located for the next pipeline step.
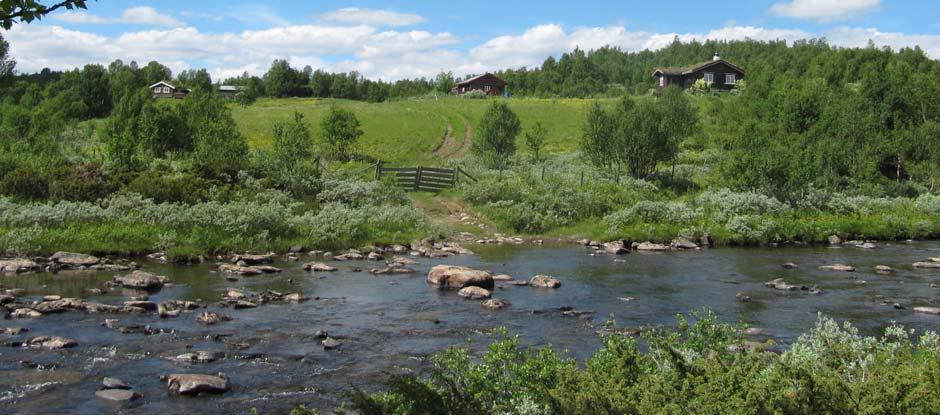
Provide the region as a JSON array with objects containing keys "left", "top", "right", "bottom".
[{"left": 2, "top": 242, "right": 940, "bottom": 414}]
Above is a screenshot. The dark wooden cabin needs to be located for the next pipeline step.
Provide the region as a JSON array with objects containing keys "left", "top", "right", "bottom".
[
  {"left": 652, "top": 54, "right": 744, "bottom": 94},
  {"left": 452, "top": 73, "right": 506, "bottom": 96},
  {"left": 150, "top": 81, "right": 190, "bottom": 99}
]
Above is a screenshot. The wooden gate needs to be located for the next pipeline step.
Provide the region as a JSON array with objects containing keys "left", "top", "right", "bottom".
[{"left": 375, "top": 163, "right": 475, "bottom": 192}]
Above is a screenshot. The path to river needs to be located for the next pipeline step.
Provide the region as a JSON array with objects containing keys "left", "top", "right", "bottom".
[{"left": 2, "top": 242, "right": 940, "bottom": 413}]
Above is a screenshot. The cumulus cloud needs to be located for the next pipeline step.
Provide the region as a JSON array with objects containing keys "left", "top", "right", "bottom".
[
  {"left": 770, "top": 0, "right": 880, "bottom": 21},
  {"left": 321, "top": 8, "right": 423, "bottom": 27},
  {"left": 53, "top": 6, "right": 183, "bottom": 27},
  {"left": 5, "top": 20, "right": 940, "bottom": 81}
]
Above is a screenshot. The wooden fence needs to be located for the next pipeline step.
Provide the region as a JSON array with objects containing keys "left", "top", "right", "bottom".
[{"left": 375, "top": 162, "right": 475, "bottom": 192}]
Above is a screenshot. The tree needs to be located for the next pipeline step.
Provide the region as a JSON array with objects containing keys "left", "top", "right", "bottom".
[
  {"left": 176, "top": 69, "right": 212, "bottom": 91},
  {"left": 524, "top": 121, "right": 547, "bottom": 163},
  {"left": 140, "top": 61, "right": 172, "bottom": 86},
  {"left": 264, "top": 59, "right": 305, "bottom": 97},
  {"left": 319, "top": 106, "right": 362, "bottom": 161},
  {"left": 435, "top": 71, "right": 455, "bottom": 94},
  {"left": 193, "top": 118, "right": 248, "bottom": 179},
  {"left": 272, "top": 111, "right": 313, "bottom": 166},
  {"left": 1, "top": 0, "right": 90, "bottom": 29},
  {"left": 472, "top": 101, "right": 521, "bottom": 169},
  {"left": 659, "top": 86, "right": 698, "bottom": 175},
  {"left": 580, "top": 101, "right": 615, "bottom": 169},
  {"left": 103, "top": 88, "right": 148, "bottom": 171},
  {"left": 77, "top": 63, "right": 111, "bottom": 118},
  {"left": 0, "top": 33, "right": 14, "bottom": 88}
]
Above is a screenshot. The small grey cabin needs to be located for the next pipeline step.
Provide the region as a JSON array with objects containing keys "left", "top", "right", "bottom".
[
  {"left": 652, "top": 53, "right": 744, "bottom": 94},
  {"left": 150, "top": 81, "right": 190, "bottom": 99},
  {"left": 452, "top": 73, "right": 506, "bottom": 96},
  {"left": 218, "top": 85, "right": 246, "bottom": 99}
]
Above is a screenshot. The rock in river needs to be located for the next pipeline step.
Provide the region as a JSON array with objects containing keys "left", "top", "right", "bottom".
[
  {"left": 481, "top": 299, "right": 510, "bottom": 310},
  {"left": 11, "top": 308, "right": 42, "bottom": 318},
  {"left": 175, "top": 351, "right": 224, "bottom": 364},
  {"left": 0, "top": 258, "right": 39, "bottom": 273},
  {"left": 166, "top": 373, "right": 230, "bottom": 395},
  {"left": 634, "top": 242, "right": 669, "bottom": 252},
  {"left": 95, "top": 389, "right": 141, "bottom": 402},
  {"left": 102, "top": 377, "right": 131, "bottom": 390},
  {"left": 458, "top": 286, "right": 492, "bottom": 300},
  {"left": 197, "top": 311, "right": 231, "bottom": 325},
  {"left": 303, "top": 262, "right": 337, "bottom": 272},
  {"left": 764, "top": 278, "right": 807, "bottom": 291},
  {"left": 50, "top": 251, "right": 100, "bottom": 267},
  {"left": 114, "top": 270, "right": 169, "bottom": 289},
  {"left": 914, "top": 306, "right": 940, "bottom": 315},
  {"left": 369, "top": 266, "right": 415, "bottom": 275},
  {"left": 231, "top": 253, "right": 274, "bottom": 264},
  {"left": 427, "top": 265, "right": 494, "bottom": 290},
  {"left": 913, "top": 262, "right": 940, "bottom": 269},
  {"left": 874, "top": 265, "right": 894, "bottom": 274},
  {"left": 28, "top": 335, "right": 78, "bottom": 349},
  {"left": 322, "top": 337, "right": 342, "bottom": 350},
  {"left": 530, "top": 275, "right": 561, "bottom": 288},
  {"left": 819, "top": 264, "right": 855, "bottom": 272}
]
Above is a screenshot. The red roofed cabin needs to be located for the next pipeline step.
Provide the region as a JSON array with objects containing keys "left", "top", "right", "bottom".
[
  {"left": 150, "top": 81, "right": 191, "bottom": 99},
  {"left": 652, "top": 53, "right": 744, "bottom": 94},
  {"left": 452, "top": 73, "right": 506, "bottom": 96}
]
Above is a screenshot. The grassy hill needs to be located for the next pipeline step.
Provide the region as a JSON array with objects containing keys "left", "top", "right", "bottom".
[{"left": 230, "top": 96, "right": 596, "bottom": 165}]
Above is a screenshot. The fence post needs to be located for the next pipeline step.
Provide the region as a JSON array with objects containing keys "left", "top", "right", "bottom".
[
  {"left": 580, "top": 171, "right": 584, "bottom": 187},
  {"left": 616, "top": 164, "right": 620, "bottom": 184},
  {"left": 374, "top": 161, "right": 383, "bottom": 180},
  {"left": 414, "top": 166, "right": 423, "bottom": 191},
  {"left": 541, "top": 165, "right": 545, "bottom": 180}
]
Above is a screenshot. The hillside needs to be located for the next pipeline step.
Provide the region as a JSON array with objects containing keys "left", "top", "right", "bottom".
[{"left": 230, "top": 96, "right": 595, "bottom": 165}]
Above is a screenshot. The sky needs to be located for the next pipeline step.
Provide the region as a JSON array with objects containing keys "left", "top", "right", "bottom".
[{"left": 2, "top": 0, "right": 940, "bottom": 81}]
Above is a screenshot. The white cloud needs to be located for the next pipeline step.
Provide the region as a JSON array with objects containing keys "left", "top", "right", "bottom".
[
  {"left": 321, "top": 8, "right": 423, "bottom": 27},
  {"left": 52, "top": 6, "right": 183, "bottom": 27},
  {"left": 119, "top": 6, "right": 184, "bottom": 27},
  {"left": 770, "top": 0, "right": 880, "bottom": 21},
  {"left": 6, "top": 20, "right": 940, "bottom": 82}
]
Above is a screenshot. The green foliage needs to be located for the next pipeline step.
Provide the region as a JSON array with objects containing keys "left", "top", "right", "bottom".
[
  {"left": 472, "top": 101, "right": 521, "bottom": 169},
  {"left": 272, "top": 111, "right": 313, "bottom": 166},
  {"left": 124, "top": 172, "right": 210, "bottom": 204},
  {"left": 435, "top": 71, "right": 455, "bottom": 94},
  {"left": 320, "top": 106, "right": 363, "bottom": 161},
  {"left": 354, "top": 312, "right": 940, "bottom": 415},
  {"left": 0, "top": 0, "right": 91, "bottom": 29},
  {"left": 0, "top": 32, "right": 13, "bottom": 85},
  {"left": 524, "top": 121, "right": 547, "bottom": 163},
  {"left": 193, "top": 117, "right": 248, "bottom": 179},
  {"left": 0, "top": 165, "right": 47, "bottom": 200},
  {"left": 47, "top": 163, "right": 112, "bottom": 202}
]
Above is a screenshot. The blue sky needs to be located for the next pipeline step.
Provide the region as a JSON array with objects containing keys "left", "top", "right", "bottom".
[{"left": 3, "top": 0, "right": 939, "bottom": 80}]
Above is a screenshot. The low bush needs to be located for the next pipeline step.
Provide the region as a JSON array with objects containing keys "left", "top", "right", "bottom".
[
  {"left": 0, "top": 166, "right": 48, "bottom": 200},
  {"left": 349, "top": 312, "right": 940, "bottom": 415},
  {"left": 48, "top": 163, "right": 114, "bottom": 202},
  {"left": 124, "top": 172, "right": 211, "bottom": 204}
]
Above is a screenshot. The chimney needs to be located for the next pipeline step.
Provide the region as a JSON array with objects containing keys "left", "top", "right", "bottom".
[{"left": 713, "top": 52, "right": 720, "bottom": 61}]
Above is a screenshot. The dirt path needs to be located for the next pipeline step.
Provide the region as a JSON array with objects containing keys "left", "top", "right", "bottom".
[
  {"left": 430, "top": 114, "right": 472, "bottom": 159},
  {"left": 411, "top": 194, "right": 490, "bottom": 238}
]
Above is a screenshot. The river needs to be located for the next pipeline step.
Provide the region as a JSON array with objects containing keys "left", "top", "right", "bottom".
[{"left": 2, "top": 241, "right": 940, "bottom": 414}]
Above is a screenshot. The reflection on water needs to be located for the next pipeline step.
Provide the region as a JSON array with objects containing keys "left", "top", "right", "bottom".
[{"left": 2, "top": 242, "right": 940, "bottom": 413}]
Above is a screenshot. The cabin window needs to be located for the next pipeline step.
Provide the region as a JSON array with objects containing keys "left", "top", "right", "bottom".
[
  {"left": 485, "top": 85, "right": 491, "bottom": 92},
  {"left": 703, "top": 72, "right": 714, "bottom": 84},
  {"left": 162, "top": 86, "right": 170, "bottom": 93},
  {"left": 154, "top": 87, "right": 160, "bottom": 93},
  {"left": 725, "top": 74, "right": 736, "bottom": 85},
  {"left": 659, "top": 76, "right": 665, "bottom": 87}
]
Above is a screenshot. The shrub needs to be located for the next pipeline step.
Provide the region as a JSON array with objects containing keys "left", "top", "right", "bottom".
[
  {"left": 124, "top": 173, "right": 210, "bottom": 204},
  {"left": 316, "top": 178, "right": 409, "bottom": 207},
  {"left": 460, "top": 89, "right": 487, "bottom": 99},
  {"left": 603, "top": 200, "right": 698, "bottom": 228},
  {"left": 0, "top": 166, "right": 48, "bottom": 200},
  {"left": 696, "top": 188, "right": 788, "bottom": 221},
  {"left": 48, "top": 163, "right": 113, "bottom": 202},
  {"left": 915, "top": 193, "right": 940, "bottom": 216}
]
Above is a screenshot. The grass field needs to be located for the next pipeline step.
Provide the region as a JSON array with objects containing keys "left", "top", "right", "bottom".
[{"left": 230, "top": 96, "right": 597, "bottom": 165}]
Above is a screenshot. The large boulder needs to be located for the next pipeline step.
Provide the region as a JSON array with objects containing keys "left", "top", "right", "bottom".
[
  {"left": 165, "top": 373, "right": 229, "bottom": 395},
  {"left": 481, "top": 299, "right": 511, "bottom": 310},
  {"left": 29, "top": 335, "right": 78, "bottom": 349},
  {"left": 458, "top": 286, "right": 492, "bottom": 300},
  {"left": 764, "top": 278, "right": 807, "bottom": 291},
  {"left": 913, "top": 262, "right": 940, "bottom": 269},
  {"left": 50, "top": 252, "right": 100, "bottom": 267},
  {"left": 914, "top": 307, "right": 940, "bottom": 315},
  {"left": 427, "top": 265, "right": 494, "bottom": 290},
  {"left": 603, "top": 241, "right": 629, "bottom": 255},
  {"left": 114, "top": 270, "right": 169, "bottom": 289},
  {"left": 827, "top": 235, "right": 842, "bottom": 246},
  {"left": 0, "top": 258, "right": 39, "bottom": 273},
  {"left": 218, "top": 264, "right": 262, "bottom": 276},
  {"left": 530, "top": 275, "right": 561, "bottom": 288},
  {"left": 671, "top": 238, "right": 699, "bottom": 250}
]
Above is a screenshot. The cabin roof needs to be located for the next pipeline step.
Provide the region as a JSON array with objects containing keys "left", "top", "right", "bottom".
[
  {"left": 219, "top": 85, "right": 246, "bottom": 91},
  {"left": 149, "top": 80, "right": 177, "bottom": 89},
  {"left": 651, "top": 59, "right": 744, "bottom": 77},
  {"left": 455, "top": 72, "right": 506, "bottom": 86}
]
